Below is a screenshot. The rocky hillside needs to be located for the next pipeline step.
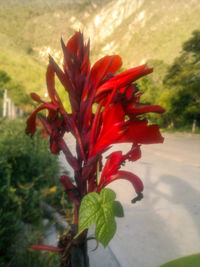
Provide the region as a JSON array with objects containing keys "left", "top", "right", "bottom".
[{"left": 0, "top": 0, "right": 200, "bottom": 95}]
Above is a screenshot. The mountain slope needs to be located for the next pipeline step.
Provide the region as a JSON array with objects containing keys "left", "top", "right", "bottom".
[
  {"left": 0, "top": 33, "right": 45, "bottom": 97},
  {"left": 0, "top": 0, "right": 200, "bottom": 96}
]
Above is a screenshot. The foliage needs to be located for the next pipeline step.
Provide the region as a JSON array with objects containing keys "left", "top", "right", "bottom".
[
  {"left": 79, "top": 188, "right": 124, "bottom": 247},
  {"left": 0, "top": 33, "right": 46, "bottom": 106},
  {"left": 137, "top": 31, "right": 200, "bottom": 130},
  {"left": 159, "top": 253, "right": 200, "bottom": 267},
  {"left": 163, "top": 30, "right": 200, "bottom": 127},
  {"left": 137, "top": 59, "right": 169, "bottom": 126},
  {"left": 5, "top": 222, "right": 61, "bottom": 267},
  {"left": 0, "top": 119, "right": 63, "bottom": 265},
  {"left": 0, "top": 69, "right": 32, "bottom": 110}
]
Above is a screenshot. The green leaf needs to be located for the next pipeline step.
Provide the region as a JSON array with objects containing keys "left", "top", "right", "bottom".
[
  {"left": 78, "top": 188, "right": 123, "bottom": 247},
  {"left": 113, "top": 201, "right": 124, "bottom": 217},
  {"left": 95, "top": 213, "right": 116, "bottom": 247},
  {"left": 78, "top": 192, "right": 100, "bottom": 231},
  {"left": 159, "top": 253, "right": 200, "bottom": 267}
]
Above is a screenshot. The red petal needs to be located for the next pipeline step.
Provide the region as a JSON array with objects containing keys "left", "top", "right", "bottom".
[
  {"left": 49, "top": 56, "right": 72, "bottom": 94},
  {"left": 90, "top": 55, "right": 122, "bottom": 86},
  {"left": 82, "top": 55, "right": 122, "bottom": 101},
  {"left": 126, "top": 103, "right": 165, "bottom": 114},
  {"left": 101, "top": 151, "right": 123, "bottom": 180},
  {"left": 81, "top": 39, "right": 90, "bottom": 75},
  {"left": 26, "top": 103, "right": 58, "bottom": 136},
  {"left": 91, "top": 122, "right": 124, "bottom": 156},
  {"left": 101, "top": 102, "right": 124, "bottom": 134},
  {"left": 90, "top": 103, "right": 125, "bottom": 156},
  {"left": 30, "top": 93, "right": 45, "bottom": 103},
  {"left": 125, "top": 144, "right": 141, "bottom": 161},
  {"left": 30, "top": 244, "right": 63, "bottom": 252},
  {"left": 46, "top": 64, "right": 64, "bottom": 108},
  {"left": 50, "top": 138, "right": 60, "bottom": 154},
  {"left": 46, "top": 64, "right": 56, "bottom": 102},
  {"left": 60, "top": 175, "right": 75, "bottom": 190},
  {"left": 117, "top": 120, "right": 164, "bottom": 144},
  {"left": 103, "top": 170, "right": 144, "bottom": 193},
  {"left": 99, "top": 144, "right": 141, "bottom": 188},
  {"left": 60, "top": 175, "right": 80, "bottom": 205},
  {"left": 89, "top": 102, "right": 104, "bottom": 153},
  {"left": 57, "top": 136, "right": 79, "bottom": 170},
  {"left": 38, "top": 115, "right": 52, "bottom": 135},
  {"left": 40, "top": 130, "right": 48, "bottom": 137},
  {"left": 96, "top": 65, "right": 153, "bottom": 97},
  {"left": 66, "top": 31, "right": 83, "bottom": 54}
]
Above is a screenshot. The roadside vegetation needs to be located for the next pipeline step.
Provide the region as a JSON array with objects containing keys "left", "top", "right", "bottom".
[
  {"left": 0, "top": 119, "right": 70, "bottom": 266},
  {"left": 138, "top": 30, "right": 200, "bottom": 132}
]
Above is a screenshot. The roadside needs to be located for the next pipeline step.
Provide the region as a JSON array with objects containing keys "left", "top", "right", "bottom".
[{"left": 58, "top": 133, "right": 200, "bottom": 267}]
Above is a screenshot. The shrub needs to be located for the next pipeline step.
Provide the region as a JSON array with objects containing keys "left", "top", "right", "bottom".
[{"left": 0, "top": 118, "right": 62, "bottom": 265}]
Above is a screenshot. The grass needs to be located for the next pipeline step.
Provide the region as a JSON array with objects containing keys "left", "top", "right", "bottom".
[{"left": 0, "top": 33, "right": 46, "bottom": 96}]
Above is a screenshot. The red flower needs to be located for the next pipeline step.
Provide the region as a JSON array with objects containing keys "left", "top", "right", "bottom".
[{"left": 26, "top": 31, "right": 164, "bottom": 205}]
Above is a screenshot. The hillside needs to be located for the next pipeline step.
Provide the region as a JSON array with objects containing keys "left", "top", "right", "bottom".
[
  {"left": 0, "top": 33, "right": 45, "bottom": 97},
  {"left": 0, "top": 0, "right": 200, "bottom": 98}
]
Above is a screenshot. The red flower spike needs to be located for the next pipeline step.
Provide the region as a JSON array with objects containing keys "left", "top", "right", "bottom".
[{"left": 26, "top": 31, "right": 164, "bottom": 210}]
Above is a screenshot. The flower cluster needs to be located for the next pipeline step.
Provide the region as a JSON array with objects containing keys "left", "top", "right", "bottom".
[{"left": 26, "top": 32, "right": 164, "bottom": 218}]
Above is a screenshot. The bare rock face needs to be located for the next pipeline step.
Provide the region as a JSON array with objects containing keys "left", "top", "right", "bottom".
[
  {"left": 82, "top": 0, "right": 144, "bottom": 45},
  {"left": 1, "top": 0, "right": 200, "bottom": 66}
]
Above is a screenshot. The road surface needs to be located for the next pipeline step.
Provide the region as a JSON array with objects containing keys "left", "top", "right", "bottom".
[{"left": 59, "top": 133, "right": 200, "bottom": 267}]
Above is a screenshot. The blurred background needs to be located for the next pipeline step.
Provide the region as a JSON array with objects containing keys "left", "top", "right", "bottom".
[{"left": 0, "top": 0, "right": 200, "bottom": 266}]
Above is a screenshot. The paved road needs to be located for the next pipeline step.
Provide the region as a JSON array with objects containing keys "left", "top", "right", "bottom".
[
  {"left": 107, "top": 133, "right": 200, "bottom": 267},
  {"left": 59, "top": 133, "right": 200, "bottom": 267}
]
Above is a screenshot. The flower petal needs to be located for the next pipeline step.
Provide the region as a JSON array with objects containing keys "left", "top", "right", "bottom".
[
  {"left": 103, "top": 170, "right": 144, "bottom": 194},
  {"left": 30, "top": 93, "right": 45, "bottom": 103},
  {"left": 99, "top": 144, "right": 141, "bottom": 188},
  {"left": 49, "top": 55, "right": 72, "bottom": 92},
  {"left": 90, "top": 103, "right": 125, "bottom": 156},
  {"left": 90, "top": 55, "right": 122, "bottom": 87},
  {"left": 66, "top": 31, "right": 83, "bottom": 54},
  {"left": 30, "top": 244, "right": 63, "bottom": 252},
  {"left": 117, "top": 120, "right": 164, "bottom": 144},
  {"left": 101, "top": 151, "right": 123, "bottom": 180},
  {"left": 126, "top": 103, "right": 165, "bottom": 114},
  {"left": 96, "top": 65, "right": 153, "bottom": 97},
  {"left": 82, "top": 55, "right": 122, "bottom": 102},
  {"left": 60, "top": 175, "right": 80, "bottom": 205},
  {"left": 26, "top": 103, "right": 58, "bottom": 136}
]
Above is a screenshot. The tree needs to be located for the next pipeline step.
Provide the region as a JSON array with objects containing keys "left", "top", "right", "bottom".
[
  {"left": 0, "top": 69, "right": 32, "bottom": 112},
  {"left": 137, "top": 59, "right": 169, "bottom": 126},
  {"left": 163, "top": 30, "right": 200, "bottom": 127}
]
